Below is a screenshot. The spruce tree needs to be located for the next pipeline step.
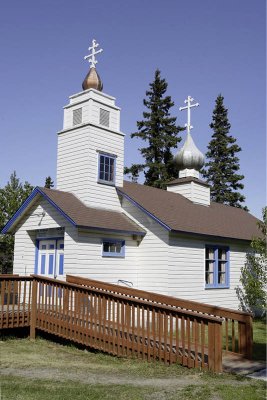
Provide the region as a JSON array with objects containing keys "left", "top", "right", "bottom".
[
  {"left": 45, "top": 176, "right": 54, "bottom": 189},
  {"left": 126, "top": 69, "right": 183, "bottom": 189},
  {"left": 202, "top": 94, "right": 247, "bottom": 209},
  {"left": 0, "top": 171, "right": 33, "bottom": 273}
]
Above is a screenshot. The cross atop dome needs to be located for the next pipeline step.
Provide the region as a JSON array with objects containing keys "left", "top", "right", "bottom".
[
  {"left": 82, "top": 39, "right": 103, "bottom": 91},
  {"left": 174, "top": 95, "right": 204, "bottom": 179},
  {"left": 179, "top": 96, "right": 199, "bottom": 135},
  {"left": 84, "top": 39, "right": 103, "bottom": 68}
]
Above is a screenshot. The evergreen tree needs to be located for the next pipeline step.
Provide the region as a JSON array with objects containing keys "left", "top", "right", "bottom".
[
  {"left": 126, "top": 69, "right": 183, "bottom": 189},
  {"left": 238, "top": 207, "right": 267, "bottom": 316},
  {"left": 202, "top": 94, "right": 247, "bottom": 209},
  {"left": 124, "top": 165, "right": 143, "bottom": 183},
  {"left": 0, "top": 172, "right": 33, "bottom": 273},
  {"left": 45, "top": 176, "right": 54, "bottom": 189}
]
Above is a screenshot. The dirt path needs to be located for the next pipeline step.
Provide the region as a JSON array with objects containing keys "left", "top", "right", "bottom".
[{"left": 0, "top": 366, "right": 250, "bottom": 388}]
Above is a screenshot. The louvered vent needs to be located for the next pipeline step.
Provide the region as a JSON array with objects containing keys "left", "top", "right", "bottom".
[
  {"left": 73, "top": 108, "right": 82, "bottom": 126},
  {"left": 99, "top": 108, "right": 110, "bottom": 127}
]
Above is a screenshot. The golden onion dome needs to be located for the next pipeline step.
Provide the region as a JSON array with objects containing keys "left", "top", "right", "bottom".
[{"left": 82, "top": 67, "right": 103, "bottom": 91}]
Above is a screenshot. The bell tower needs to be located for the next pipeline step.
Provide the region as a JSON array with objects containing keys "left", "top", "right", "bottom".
[{"left": 56, "top": 40, "right": 124, "bottom": 211}]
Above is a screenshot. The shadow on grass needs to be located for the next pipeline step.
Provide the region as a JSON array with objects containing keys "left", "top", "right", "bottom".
[
  {"left": 0, "top": 327, "right": 30, "bottom": 340},
  {"left": 252, "top": 318, "right": 266, "bottom": 361}
]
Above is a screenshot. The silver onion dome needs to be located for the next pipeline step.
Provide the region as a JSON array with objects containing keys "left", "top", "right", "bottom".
[{"left": 174, "top": 132, "right": 205, "bottom": 171}]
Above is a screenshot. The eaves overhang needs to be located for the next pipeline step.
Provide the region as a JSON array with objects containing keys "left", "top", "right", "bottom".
[
  {"left": 1, "top": 187, "right": 76, "bottom": 234},
  {"left": 116, "top": 188, "right": 171, "bottom": 232},
  {"left": 2, "top": 187, "right": 146, "bottom": 238}
]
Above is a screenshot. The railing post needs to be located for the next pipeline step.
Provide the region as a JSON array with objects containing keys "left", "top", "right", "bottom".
[
  {"left": 245, "top": 315, "right": 253, "bottom": 359},
  {"left": 30, "top": 279, "right": 38, "bottom": 339},
  {"left": 238, "top": 315, "right": 253, "bottom": 359},
  {"left": 208, "top": 321, "right": 222, "bottom": 373}
]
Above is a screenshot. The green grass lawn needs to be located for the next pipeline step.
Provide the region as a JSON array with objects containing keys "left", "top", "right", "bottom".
[
  {"left": 0, "top": 320, "right": 266, "bottom": 400},
  {"left": 252, "top": 319, "right": 266, "bottom": 361}
]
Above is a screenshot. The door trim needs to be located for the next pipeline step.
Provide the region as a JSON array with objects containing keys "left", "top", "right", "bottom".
[{"left": 35, "top": 237, "right": 64, "bottom": 277}]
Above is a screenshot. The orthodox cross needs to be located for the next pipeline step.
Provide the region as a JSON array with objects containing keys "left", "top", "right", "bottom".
[
  {"left": 179, "top": 96, "right": 199, "bottom": 134},
  {"left": 84, "top": 39, "right": 103, "bottom": 68}
]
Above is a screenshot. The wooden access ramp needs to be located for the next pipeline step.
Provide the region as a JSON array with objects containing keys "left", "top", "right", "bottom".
[{"left": 0, "top": 274, "right": 253, "bottom": 374}]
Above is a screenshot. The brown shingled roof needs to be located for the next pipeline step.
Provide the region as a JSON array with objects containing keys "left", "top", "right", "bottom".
[
  {"left": 117, "top": 181, "right": 260, "bottom": 241},
  {"left": 38, "top": 187, "right": 145, "bottom": 235}
]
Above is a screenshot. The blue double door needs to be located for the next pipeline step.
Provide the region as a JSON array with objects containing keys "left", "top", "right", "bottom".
[{"left": 37, "top": 239, "right": 64, "bottom": 279}]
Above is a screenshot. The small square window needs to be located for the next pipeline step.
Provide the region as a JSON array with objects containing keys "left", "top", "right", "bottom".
[
  {"left": 102, "top": 239, "right": 125, "bottom": 258},
  {"left": 205, "top": 246, "right": 229, "bottom": 289},
  {"left": 98, "top": 153, "right": 116, "bottom": 185}
]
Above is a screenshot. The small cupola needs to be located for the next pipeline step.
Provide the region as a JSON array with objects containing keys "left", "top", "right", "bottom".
[
  {"left": 82, "top": 39, "right": 103, "bottom": 91},
  {"left": 167, "top": 96, "right": 210, "bottom": 206}
]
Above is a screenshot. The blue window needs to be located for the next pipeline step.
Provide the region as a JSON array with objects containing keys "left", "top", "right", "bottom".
[
  {"left": 98, "top": 153, "right": 116, "bottom": 184},
  {"left": 41, "top": 255, "right": 46, "bottom": 274},
  {"left": 102, "top": 239, "right": 125, "bottom": 258},
  {"left": 59, "top": 254, "right": 64, "bottom": 275},
  {"left": 48, "top": 254, "right": 54, "bottom": 275},
  {"left": 205, "top": 246, "right": 229, "bottom": 289}
]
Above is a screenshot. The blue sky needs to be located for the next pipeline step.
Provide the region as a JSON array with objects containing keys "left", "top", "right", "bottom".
[{"left": 0, "top": 0, "right": 266, "bottom": 218}]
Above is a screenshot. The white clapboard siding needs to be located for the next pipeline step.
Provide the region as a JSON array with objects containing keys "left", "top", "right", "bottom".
[
  {"left": 62, "top": 230, "right": 139, "bottom": 286},
  {"left": 121, "top": 197, "right": 169, "bottom": 295},
  {"left": 167, "top": 182, "right": 210, "bottom": 206},
  {"left": 12, "top": 197, "right": 139, "bottom": 287},
  {"left": 167, "top": 183, "right": 191, "bottom": 196},
  {"left": 13, "top": 199, "right": 69, "bottom": 276},
  {"left": 63, "top": 89, "right": 120, "bottom": 131},
  {"left": 168, "top": 234, "right": 248, "bottom": 309},
  {"left": 57, "top": 126, "right": 124, "bottom": 210},
  {"left": 57, "top": 89, "right": 124, "bottom": 211}
]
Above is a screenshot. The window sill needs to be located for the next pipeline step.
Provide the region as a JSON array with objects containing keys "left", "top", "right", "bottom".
[
  {"left": 102, "top": 254, "right": 125, "bottom": 258},
  {"left": 97, "top": 180, "right": 115, "bottom": 187},
  {"left": 205, "top": 286, "right": 230, "bottom": 290}
]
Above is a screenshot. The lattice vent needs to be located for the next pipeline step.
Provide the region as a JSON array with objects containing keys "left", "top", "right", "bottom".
[
  {"left": 99, "top": 108, "right": 110, "bottom": 127},
  {"left": 73, "top": 108, "right": 82, "bottom": 126}
]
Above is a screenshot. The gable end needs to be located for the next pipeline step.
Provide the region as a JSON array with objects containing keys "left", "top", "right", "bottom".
[{"left": 1, "top": 187, "right": 76, "bottom": 234}]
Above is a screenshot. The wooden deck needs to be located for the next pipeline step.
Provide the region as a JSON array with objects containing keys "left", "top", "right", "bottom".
[{"left": 0, "top": 275, "right": 254, "bottom": 374}]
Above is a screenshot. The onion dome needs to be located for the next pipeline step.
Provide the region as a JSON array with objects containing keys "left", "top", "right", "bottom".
[
  {"left": 174, "top": 132, "right": 205, "bottom": 171},
  {"left": 82, "top": 67, "right": 103, "bottom": 91}
]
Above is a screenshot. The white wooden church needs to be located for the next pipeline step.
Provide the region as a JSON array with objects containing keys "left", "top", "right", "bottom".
[{"left": 2, "top": 40, "right": 259, "bottom": 310}]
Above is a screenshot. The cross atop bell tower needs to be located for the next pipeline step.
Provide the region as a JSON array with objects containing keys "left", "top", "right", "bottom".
[
  {"left": 84, "top": 39, "right": 103, "bottom": 68},
  {"left": 82, "top": 39, "right": 103, "bottom": 91}
]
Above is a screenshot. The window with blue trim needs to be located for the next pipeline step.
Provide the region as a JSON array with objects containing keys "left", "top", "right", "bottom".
[
  {"left": 98, "top": 153, "right": 115, "bottom": 184},
  {"left": 205, "top": 246, "right": 229, "bottom": 288},
  {"left": 102, "top": 239, "right": 125, "bottom": 257}
]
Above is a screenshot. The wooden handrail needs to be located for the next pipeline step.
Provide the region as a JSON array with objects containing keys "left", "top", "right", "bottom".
[
  {"left": 0, "top": 275, "right": 33, "bottom": 281},
  {"left": 66, "top": 275, "right": 252, "bottom": 322},
  {"left": 65, "top": 274, "right": 253, "bottom": 359},
  {"left": 31, "top": 275, "right": 223, "bottom": 323}
]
